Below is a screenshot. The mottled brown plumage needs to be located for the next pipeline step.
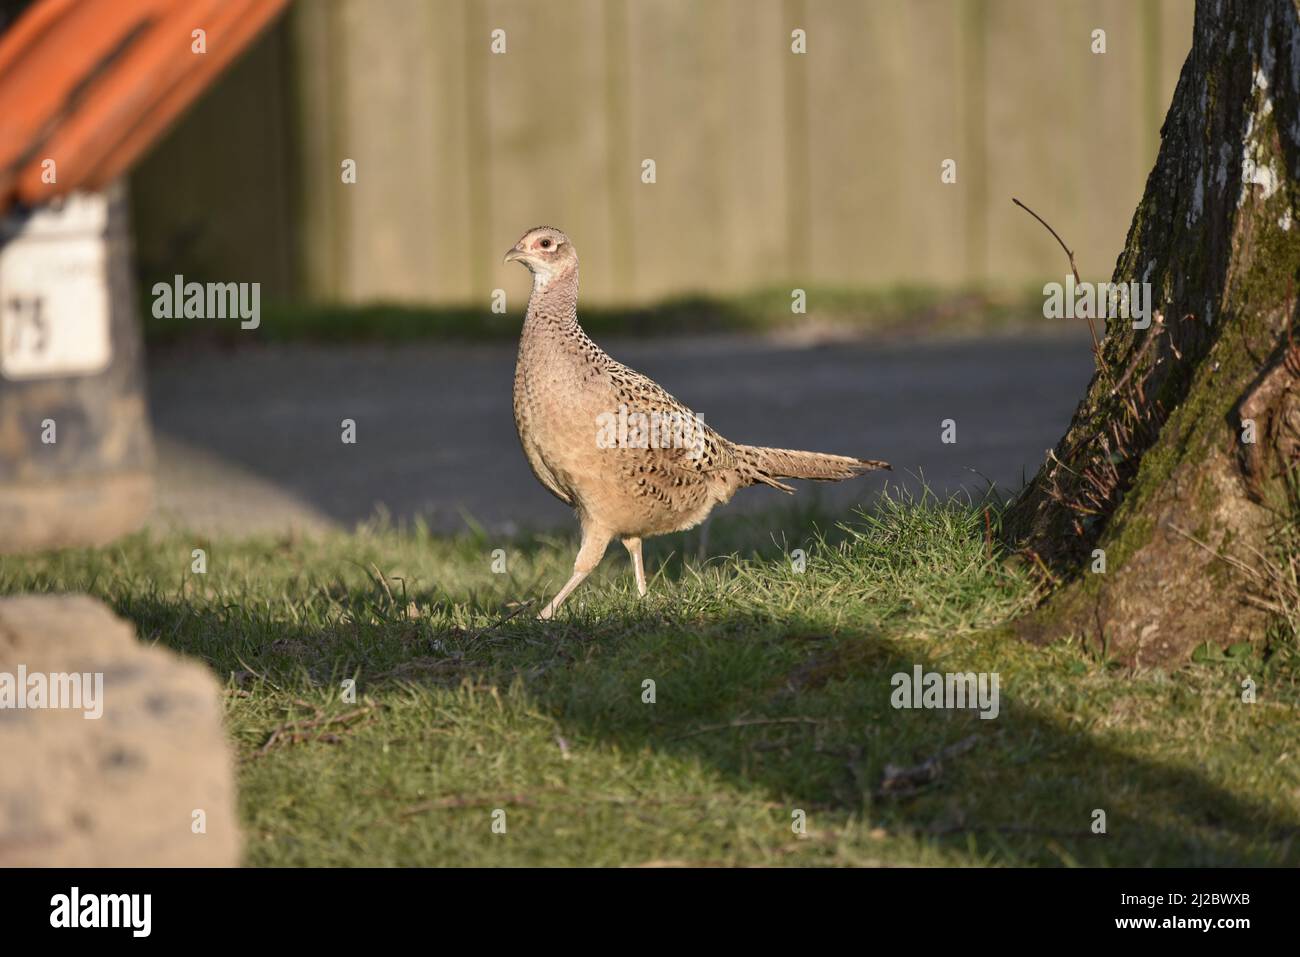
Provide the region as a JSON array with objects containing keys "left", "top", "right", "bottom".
[{"left": 505, "top": 226, "right": 889, "bottom": 618}]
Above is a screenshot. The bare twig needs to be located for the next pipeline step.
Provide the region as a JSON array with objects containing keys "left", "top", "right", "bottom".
[
  {"left": 1284, "top": 278, "right": 1300, "bottom": 376},
  {"left": 1166, "top": 522, "right": 1263, "bottom": 582},
  {"left": 876, "top": 734, "right": 980, "bottom": 798},
  {"left": 257, "top": 703, "right": 375, "bottom": 755},
  {"left": 1012, "top": 197, "right": 1079, "bottom": 282},
  {"left": 469, "top": 600, "right": 536, "bottom": 641},
  {"left": 1111, "top": 310, "right": 1166, "bottom": 394},
  {"left": 668, "top": 716, "right": 831, "bottom": 741},
  {"left": 1012, "top": 197, "right": 1108, "bottom": 379},
  {"left": 1021, "top": 546, "right": 1061, "bottom": 587},
  {"left": 918, "top": 823, "right": 1094, "bottom": 838},
  {"left": 400, "top": 793, "right": 541, "bottom": 815},
  {"left": 369, "top": 562, "right": 396, "bottom": 607},
  {"left": 398, "top": 791, "right": 790, "bottom": 819}
]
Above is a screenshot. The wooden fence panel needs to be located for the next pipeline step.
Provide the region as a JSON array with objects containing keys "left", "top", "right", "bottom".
[{"left": 131, "top": 0, "right": 1196, "bottom": 307}]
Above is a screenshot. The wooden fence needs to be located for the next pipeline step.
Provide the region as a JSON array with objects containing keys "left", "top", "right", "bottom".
[{"left": 130, "top": 0, "right": 1195, "bottom": 307}]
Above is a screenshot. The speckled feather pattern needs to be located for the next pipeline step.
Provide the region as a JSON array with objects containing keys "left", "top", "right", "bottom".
[{"left": 505, "top": 226, "right": 888, "bottom": 616}]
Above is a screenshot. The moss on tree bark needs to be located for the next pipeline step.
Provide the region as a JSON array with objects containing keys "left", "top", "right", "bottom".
[{"left": 1006, "top": 0, "right": 1300, "bottom": 664}]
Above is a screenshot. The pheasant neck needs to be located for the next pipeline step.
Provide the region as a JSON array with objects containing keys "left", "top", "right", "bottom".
[{"left": 523, "top": 266, "right": 581, "bottom": 336}]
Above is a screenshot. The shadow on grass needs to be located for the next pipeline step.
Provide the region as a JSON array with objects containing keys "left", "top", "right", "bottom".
[
  {"left": 108, "top": 583, "right": 1297, "bottom": 867},
  {"left": 518, "top": 615, "right": 1296, "bottom": 866},
  {"left": 9, "top": 498, "right": 1292, "bottom": 866}
]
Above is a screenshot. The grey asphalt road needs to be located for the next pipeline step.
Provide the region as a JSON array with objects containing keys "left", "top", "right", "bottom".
[{"left": 146, "top": 329, "right": 1095, "bottom": 537}]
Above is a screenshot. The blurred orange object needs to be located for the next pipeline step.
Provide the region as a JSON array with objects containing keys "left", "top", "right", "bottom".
[{"left": 0, "top": 0, "right": 290, "bottom": 213}]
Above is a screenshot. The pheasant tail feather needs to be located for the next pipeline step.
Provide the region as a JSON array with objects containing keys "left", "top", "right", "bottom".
[{"left": 735, "top": 444, "right": 890, "bottom": 492}]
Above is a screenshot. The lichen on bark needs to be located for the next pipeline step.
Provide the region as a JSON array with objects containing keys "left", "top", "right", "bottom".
[{"left": 1006, "top": 0, "right": 1300, "bottom": 664}]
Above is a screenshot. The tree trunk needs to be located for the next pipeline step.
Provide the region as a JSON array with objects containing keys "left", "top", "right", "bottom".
[{"left": 1006, "top": 0, "right": 1300, "bottom": 664}]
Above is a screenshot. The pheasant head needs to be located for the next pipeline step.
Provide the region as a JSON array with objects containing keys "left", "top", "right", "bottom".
[{"left": 503, "top": 226, "right": 577, "bottom": 287}]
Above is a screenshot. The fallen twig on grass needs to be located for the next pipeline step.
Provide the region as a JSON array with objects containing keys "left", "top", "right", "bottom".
[
  {"left": 918, "top": 822, "right": 1094, "bottom": 838},
  {"left": 876, "top": 734, "right": 980, "bottom": 798},
  {"left": 257, "top": 702, "right": 376, "bottom": 756},
  {"left": 398, "top": 789, "right": 793, "bottom": 818},
  {"left": 469, "top": 600, "right": 536, "bottom": 641},
  {"left": 668, "top": 715, "right": 833, "bottom": 741},
  {"left": 400, "top": 793, "right": 543, "bottom": 815},
  {"left": 373, "top": 655, "right": 465, "bottom": 683}
]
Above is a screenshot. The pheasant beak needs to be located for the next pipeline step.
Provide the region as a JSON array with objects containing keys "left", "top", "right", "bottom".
[{"left": 503, "top": 246, "right": 525, "bottom": 264}]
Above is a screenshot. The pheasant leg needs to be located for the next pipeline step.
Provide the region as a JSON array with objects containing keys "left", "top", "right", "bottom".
[
  {"left": 623, "top": 536, "right": 647, "bottom": 598},
  {"left": 538, "top": 527, "right": 611, "bottom": 620}
]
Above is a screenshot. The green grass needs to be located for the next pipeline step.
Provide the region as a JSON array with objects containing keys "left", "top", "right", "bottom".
[
  {"left": 3, "top": 491, "right": 1298, "bottom": 866},
  {"left": 142, "top": 283, "right": 1049, "bottom": 346}
]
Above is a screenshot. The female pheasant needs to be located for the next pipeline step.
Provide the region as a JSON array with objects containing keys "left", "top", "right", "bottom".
[{"left": 505, "top": 226, "right": 890, "bottom": 619}]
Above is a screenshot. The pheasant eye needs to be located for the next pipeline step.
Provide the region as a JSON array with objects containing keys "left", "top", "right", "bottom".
[{"left": 540, "top": 239, "right": 552, "bottom": 248}]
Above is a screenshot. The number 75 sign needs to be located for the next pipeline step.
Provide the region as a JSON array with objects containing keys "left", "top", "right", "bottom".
[{"left": 0, "top": 193, "right": 112, "bottom": 381}]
